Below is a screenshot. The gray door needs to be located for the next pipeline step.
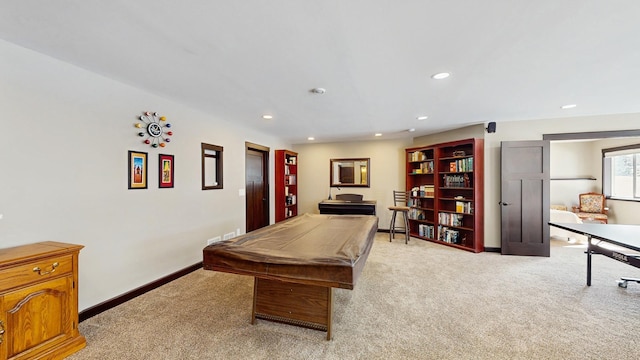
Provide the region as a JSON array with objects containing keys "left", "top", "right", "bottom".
[{"left": 500, "top": 141, "right": 550, "bottom": 256}]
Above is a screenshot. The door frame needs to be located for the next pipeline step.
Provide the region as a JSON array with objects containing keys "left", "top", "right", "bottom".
[{"left": 245, "top": 142, "right": 270, "bottom": 232}]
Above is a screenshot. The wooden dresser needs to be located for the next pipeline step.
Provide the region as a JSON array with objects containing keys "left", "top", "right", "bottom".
[{"left": 0, "top": 241, "right": 85, "bottom": 360}]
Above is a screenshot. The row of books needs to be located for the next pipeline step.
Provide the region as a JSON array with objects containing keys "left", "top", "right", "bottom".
[
  {"left": 410, "top": 161, "right": 434, "bottom": 174},
  {"left": 284, "top": 174, "right": 296, "bottom": 185},
  {"left": 418, "top": 224, "right": 435, "bottom": 238},
  {"left": 411, "top": 184, "right": 435, "bottom": 197},
  {"left": 408, "top": 197, "right": 433, "bottom": 208},
  {"left": 409, "top": 151, "right": 431, "bottom": 162},
  {"left": 447, "top": 157, "right": 473, "bottom": 172},
  {"left": 285, "top": 194, "right": 297, "bottom": 205},
  {"left": 438, "top": 212, "right": 464, "bottom": 227},
  {"left": 442, "top": 174, "right": 470, "bottom": 188},
  {"left": 438, "top": 226, "right": 462, "bottom": 244},
  {"left": 409, "top": 208, "right": 426, "bottom": 220},
  {"left": 455, "top": 201, "right": 473, "bottom": 214}
]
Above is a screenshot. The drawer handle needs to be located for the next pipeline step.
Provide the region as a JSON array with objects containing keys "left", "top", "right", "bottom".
[
  {"left": 0, "top": 320, "right": 4, "bottom": 344},
  {"left": 33, "top": 262, "right": 59, "bottom": 276}
]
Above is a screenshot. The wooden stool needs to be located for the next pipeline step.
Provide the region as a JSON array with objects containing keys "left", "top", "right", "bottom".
[{"left": 388, "top": 191, "right": 410, "bottom": 244}]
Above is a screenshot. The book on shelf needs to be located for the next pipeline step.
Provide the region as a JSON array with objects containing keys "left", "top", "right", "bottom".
[
  {"left": 411, "top": 184, "right": 435, "bottom": 197},
  {"left": 438, "top": 212, "right": 464, "bottom": 227},
  {"left": 442, "top": 174, "right": 471, "bottom": 188},
  {"left": 448, "top": 157, "right": 473, "bottom": 172},
  {"left": 409, "top": 151, "right": 428, "bottom": 162},
  {"left": 455, "top": 201, "right": 472, "bottom": 214},
  {"left": 438, "top": 225, "right": 461, "bottom": 244},
  {"left": 286, "top": 175, "right": 296, "bottom": 185},
  {"left": 409, "top": 208, "right": 425, "bottom": 220},
  {"left": 418, "top": 224, "right": 435, "bottom": 238}
]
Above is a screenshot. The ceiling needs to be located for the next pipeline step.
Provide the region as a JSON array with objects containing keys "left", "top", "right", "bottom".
[{"left": 2, "top": 1, "right": 640, "bottom": 144}]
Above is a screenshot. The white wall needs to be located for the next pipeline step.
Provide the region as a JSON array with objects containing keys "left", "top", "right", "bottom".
[
  {"left": 0, "top": 39, "right": 289, "bottom": 311},
  {"left": 293, "top": 138, "right": 412, "bottom": 229}
]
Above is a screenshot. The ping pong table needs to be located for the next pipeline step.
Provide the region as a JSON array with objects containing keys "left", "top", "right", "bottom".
[{"left": 549, "top": 222, "right": 640, "bottom": 287}]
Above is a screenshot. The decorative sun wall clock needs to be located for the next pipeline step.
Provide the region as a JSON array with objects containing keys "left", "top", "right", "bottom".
[{"left": 135, "top": 111, "right": 173, "bottom": 148}]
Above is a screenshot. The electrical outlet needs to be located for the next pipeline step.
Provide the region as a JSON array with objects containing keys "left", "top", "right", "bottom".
[
  {"left": 207, "top": 236, "right": 222, "bottom": 245},
  {"left": 223, "top": 232, "right": 235, "bottom": 240}
]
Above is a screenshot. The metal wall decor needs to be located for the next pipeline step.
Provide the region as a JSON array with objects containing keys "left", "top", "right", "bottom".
[{"left": 135, "top": 111, "right": 173, "bottom": 148}]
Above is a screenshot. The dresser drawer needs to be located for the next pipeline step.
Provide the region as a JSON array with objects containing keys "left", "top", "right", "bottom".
[{"left": 0, "top": 254, "right": 73, "bottom": 291}]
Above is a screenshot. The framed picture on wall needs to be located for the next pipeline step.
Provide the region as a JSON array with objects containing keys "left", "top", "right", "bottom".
[
  {"left": 128, "top": 150, "right": 148, "bottom": 189},
  {"left": 159, "top": 154, "right": 174, "bottom": 188}
]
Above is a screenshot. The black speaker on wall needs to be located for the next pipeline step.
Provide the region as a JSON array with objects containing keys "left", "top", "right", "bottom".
[{"left": 486, "top": 121, "right": 496, "bottom": 133}]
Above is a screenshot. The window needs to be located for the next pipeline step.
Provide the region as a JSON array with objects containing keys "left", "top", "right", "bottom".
[
  {"left": 202, "top": 143, "right": 223, "bottom": 190},
  {"left": 603, "top": 144, "right": 640, "bottom": 200}
]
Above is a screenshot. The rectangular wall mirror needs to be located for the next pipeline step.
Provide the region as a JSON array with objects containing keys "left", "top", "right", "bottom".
[{"left": 330, "top": 158, "right": 370, "bottom": 187}]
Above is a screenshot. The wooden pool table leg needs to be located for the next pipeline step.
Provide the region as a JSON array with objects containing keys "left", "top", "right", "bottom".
[
  {"left": 326, "top": 287, "right": 333, "bottom": 340},
  {"left": 251, "top": 277, "right": 258, "bottom": 324},
  {"left": 252, "top": 277, "right": 334, "bottom": 340}
]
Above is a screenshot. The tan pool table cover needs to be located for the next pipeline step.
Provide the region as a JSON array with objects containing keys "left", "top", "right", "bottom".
[{"left": 203, "top": 214, "right": 378, "bottom": 289}]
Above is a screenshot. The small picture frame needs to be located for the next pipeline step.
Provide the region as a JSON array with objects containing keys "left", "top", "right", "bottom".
[
  {"left": 159, "top": 154, "right": 174, "bottom": 188},
  {"left": 128, "top": 150, "right": 148, "bottom": 189}
]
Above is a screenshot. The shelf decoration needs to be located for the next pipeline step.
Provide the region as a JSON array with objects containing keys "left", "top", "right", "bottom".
[{"left": 135, "top": 111, "right": 173, "bottom": 148}]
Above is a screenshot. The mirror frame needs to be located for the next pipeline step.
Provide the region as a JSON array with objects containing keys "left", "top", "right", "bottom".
[
  {"left": 201, "top": 143, "right": 224, "bottom": 190},
  {"left": 330, "top": 158, "right": 370, "bottom": 187}
]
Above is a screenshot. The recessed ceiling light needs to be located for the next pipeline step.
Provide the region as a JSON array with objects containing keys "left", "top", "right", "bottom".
[
  {"left": 375, "top": 133, "right": 382, "bottom": 137},
  {"left": 561, "top": 104, "right": 577, "bottom": 109},
  {"left": 431, "top": 72, "right": 450, "bottom": 80},
  {"left": 310, "top": 88, "right": 326, "bottom": 94},
  {"left": 307, "top": 137, "right": 315, "bottom": 141},
  {"left": 408, "top": 128, "right": 416, "bottom": 132},
  {"left": 416, "top": 116, "right": 428, "bottom": 120},
  {"left": 262, "top": 114, "right": 273, "bottom": 119}
]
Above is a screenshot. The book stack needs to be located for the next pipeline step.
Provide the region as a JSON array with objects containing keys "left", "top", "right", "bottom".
[
  {"left": 409, "top": 208, "right": 425, "bottom": 220},
  {"left": 455, "top": 201, "right": 473, "bottom": 214},
  {"left": 419, "top": 161, "right": 434, "bottom": 174},
  {"left": 448, "top": 157, "right": 473, "bottom": 172},
  {"left": 409, "top": 151, "right": 427, "bottom": 162},
  {"left": 438, "top": 225, "right": 461, "bottom": 244},
  {"left": 423, "top": 185, "right": 435, "bottom": 197},
  {"left": 438, "top": 212, "right": 464, "bottom": 227},
  {"left": 285, "top": 175, "right": 296, "bottom": 185},
  {"left": 412, "top": 184, "right": 435, "bottom": 197},
  {"left": 285, "top": 195, "right": 297, "bottom": 205},
  {"left": 442, "top": 174, "right": 470, "bottom": 188},
  {"left": 418, "top": 224, "right": 435, "bottom": 239}
]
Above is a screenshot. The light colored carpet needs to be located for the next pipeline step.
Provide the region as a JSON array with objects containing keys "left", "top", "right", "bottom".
[{"left": 68, "top": 234, "right": 640, "bottom": 360}]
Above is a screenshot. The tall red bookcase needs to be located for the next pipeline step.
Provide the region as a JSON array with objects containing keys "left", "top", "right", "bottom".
[
  {"left": 405, "top": 138, "right": 484, "bottom": 252},
  {"left": 275, "top": 150, "right": 298, "bottom": 222}
]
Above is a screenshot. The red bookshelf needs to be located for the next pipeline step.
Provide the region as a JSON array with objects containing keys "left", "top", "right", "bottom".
[
  {"left": 275, "top": 150, "right": 298, "bottom": 222},
  {"left": 406, "top": 138, "right": 484, "bottom": 252}
]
